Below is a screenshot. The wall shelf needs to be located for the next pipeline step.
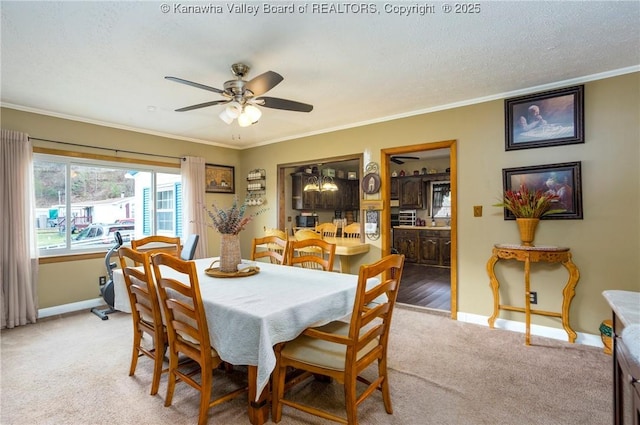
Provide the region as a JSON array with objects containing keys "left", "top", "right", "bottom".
[{"left": 246, "top": 169, "right": 266, "bottom": 206}]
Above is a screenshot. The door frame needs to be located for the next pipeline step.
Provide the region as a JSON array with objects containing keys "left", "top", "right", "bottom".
[{"left": 381, "top": 140, "right": 458, "bottom": 319}]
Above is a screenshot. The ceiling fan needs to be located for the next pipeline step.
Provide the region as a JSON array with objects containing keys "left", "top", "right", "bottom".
[
  {"left": 390, "top": 156, "right": 420, "bottom": 164},
  {"left": 165, "top": 63, "right": 313, "bottom": 127}
]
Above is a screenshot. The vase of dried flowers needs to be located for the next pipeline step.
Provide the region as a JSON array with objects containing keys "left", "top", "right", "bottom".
[
  {"left": 200, "top": 196, "right": 266, "bottom": 273},
  {"left": 493, "top": 184, "right": 565, "bottom": 247},
  {"left": 219, "top": 233, "right": 242, "bottom": 273}
]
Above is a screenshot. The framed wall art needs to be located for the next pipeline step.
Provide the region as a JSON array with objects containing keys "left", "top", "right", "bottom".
[
  {"left": 205, "top": 163, "right": 235, "bottom": 194},
  {"left": 501, "top": 161, "right": 583, "bottom": 220},
  {"left": 505, "top": 85, "right": 584, "bottom": 151}
]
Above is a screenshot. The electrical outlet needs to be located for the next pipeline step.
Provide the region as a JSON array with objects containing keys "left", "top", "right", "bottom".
[
  {"left": 529, "top": 291, "right": 537, "bottom": 304},
  {"left": 473, "top": 205, "right": 482, "bottom": 217},
  {"left": 99, "top": 276, "right": 107, "bottom": 286}
]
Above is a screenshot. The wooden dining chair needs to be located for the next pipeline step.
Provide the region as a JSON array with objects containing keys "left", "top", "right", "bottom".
[
  {"left": 251, "top": 235, "right": 289, "bottom": 265},
  {"left": 131, "top": 235, "right": 181, "bottom": 264},
  {"left": 287, "top": 238, "right": 336, "bottom": 271},
  {"left": 272, "top": 253, "right": 406, "bottom": 425},
  {"left": 151, "top": 253, "right": 247, "bottom": 425},
  {"left": 117, "top": 247, "right": 166, "bottom": 396},
  {"left": 315, "top": 222, "right": 337, "bottom": 238},
  {"left": 294, "top": 228, "right": 323, "bottom": 242},
  {"left": 342, "top": 222, "right": 361, "bottom": 239},
  {"left": 264, "top": 227, "right": 288, "bottom": 241}
]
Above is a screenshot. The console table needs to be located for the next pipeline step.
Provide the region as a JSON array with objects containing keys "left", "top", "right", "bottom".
[{"left": 486, "top": 244, "right": 580, "bottom": 345}]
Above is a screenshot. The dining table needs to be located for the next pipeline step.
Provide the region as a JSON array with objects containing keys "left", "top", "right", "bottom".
[
  {"left": 112, "top": 257, "right": 367, "bottom": 425},
  {"left": 322, "top": 237, "right": 370, "bottom": 273}
]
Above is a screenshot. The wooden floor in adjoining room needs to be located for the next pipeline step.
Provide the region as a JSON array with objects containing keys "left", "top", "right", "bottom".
[{"left": 397, "top": 263, "right": 451, "bottom": 311}]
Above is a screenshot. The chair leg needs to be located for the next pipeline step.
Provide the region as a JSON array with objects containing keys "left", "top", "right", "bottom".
[
  {"left": 378, "top": 358, "right": 393, "bottom": 414},
  {"left": 344, "top": 375, "right": 358, "bottom": 425},
  {"left": 150, "top": 344, "right": 164, "bottom": 395},
  {"left": 164, "top": 350, "right": 178, "bottom": 407},
  {"left": 129, "top": 330, "right": 142, "bottom": 376},
  {"left": 198, "top": 367, "right": 212, "bottom": 425}
]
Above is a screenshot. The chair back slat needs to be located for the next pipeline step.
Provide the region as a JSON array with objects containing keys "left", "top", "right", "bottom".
[
  {"left": 288, "top": 238, "right": 336, "bottom": 271},
  {"left": 131, "top": 236, "right": 181, "bottom": 264},
  {"left": 315, "top": 222, "right": 337, "bottom": 238},
  {"left": 251, "top": 235, "right": 289, "bottom": 265},
  {"left": 342, "top": 222, "right": 361, "bottom": 239}
]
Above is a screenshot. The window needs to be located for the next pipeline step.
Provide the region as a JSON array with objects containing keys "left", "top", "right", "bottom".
[
  {"left": 34, "top": 154, "right": 182, "bottom": 255},
  {"left": 156, "top": 189, "right": 174, "bottom": 232}
]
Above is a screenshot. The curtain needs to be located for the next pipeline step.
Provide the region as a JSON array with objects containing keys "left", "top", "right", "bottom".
[
  {"left": 0, "top": 129, "right": 38, "bottom": 328},
  {"left": 181, "top": 156, "right": 208, "bottom": 259}
]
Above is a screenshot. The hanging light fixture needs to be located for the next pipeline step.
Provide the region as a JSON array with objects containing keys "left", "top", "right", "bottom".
[
  {"left": 303, "top": 166, "right": 338, "bottom": 192},
  {"left": 219, "top": 102, "right": 261, "bottom": 127}
]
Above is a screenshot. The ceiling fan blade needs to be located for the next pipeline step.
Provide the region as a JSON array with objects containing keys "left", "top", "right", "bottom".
[
  {"left": 165, "top": 76, "right": 224, "bottom": 94},
  {"left": 391, "top": 158, "right": 404, "bottom": 164},
  {"left": 245, "top": 71, "right": 283, "bottom": 96},
  {"left": 175, "top": 100, "right": 229, "bottom": 112},
  {"left": 259, "top": 96, "right": 313, "bottom": 112}
]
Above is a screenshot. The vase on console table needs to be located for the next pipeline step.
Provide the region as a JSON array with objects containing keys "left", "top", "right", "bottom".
[
  {"left": 516, "top": 218, "right": 539, "bottom": 247},
  {"left": 219, "top": 233, "right": 242, "bottom": 273}
]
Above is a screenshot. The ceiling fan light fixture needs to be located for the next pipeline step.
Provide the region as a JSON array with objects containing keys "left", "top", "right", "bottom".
[
  {"left": 219, "top": 102, "right": 241, "bottom": 124},
  {"left": 244, "top": 104, "right": 262, "bottom": 123},
  {"left": 237, "top": 114, "right": 252, "bottom": 127},
  {"left": 219, "top": 109, "right": 234, "bottom": 124}
]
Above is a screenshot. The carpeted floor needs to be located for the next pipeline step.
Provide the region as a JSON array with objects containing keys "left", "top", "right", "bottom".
[{"left": 1, "top": 306, "right": 611, "bottom": 424}]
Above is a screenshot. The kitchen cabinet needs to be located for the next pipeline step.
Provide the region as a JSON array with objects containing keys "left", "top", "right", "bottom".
[
  {"left": 393, "top": 229, "right": 419, "bottom": 263},
  {"left": 291, "top": 172, "right": 316, "bottom": 210},
  {"left": 390, "top": 177, "right": 399, "bottom": 200},
  {"left": 291, "top": 172, "right": 359, "bottom": 211},
  {"left": 394, "top": 228, "right": 451, "bottom": 267},
  {"left": 398, "top": 177, "right": 424, "bottom": 209},
  {"left": 419, "top": 229, "right": 451, "bottom": 266}
]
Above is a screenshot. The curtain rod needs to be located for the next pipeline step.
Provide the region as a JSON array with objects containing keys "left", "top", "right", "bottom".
[{"left": 29, "top": 137, "right": 185, "bottom": 161}]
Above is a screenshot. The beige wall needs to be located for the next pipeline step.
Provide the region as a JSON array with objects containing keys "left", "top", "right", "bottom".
[
  {"left": 2, "top": 72, "right": 639, "bottom": 336},
  {"left": 235, "top": 72, "right": 640, "bottom": 336}
]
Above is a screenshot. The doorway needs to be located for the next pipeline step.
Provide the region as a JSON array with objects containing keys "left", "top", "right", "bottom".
[{"left": 381, "top": 140, "right": 457, "bottom": 319}]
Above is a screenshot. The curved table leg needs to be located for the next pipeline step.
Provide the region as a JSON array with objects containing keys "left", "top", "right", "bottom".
[
  {"left": 486, "top": 253, "right": 500, "bottom": 328},
  {"left": 561, "top": 255, "right": 580, "bottom": 343}
]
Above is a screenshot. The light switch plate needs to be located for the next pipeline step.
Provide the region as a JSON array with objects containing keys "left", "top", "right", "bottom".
[{"left": 473, "top": 206, "right": 483, "bottom": 217}]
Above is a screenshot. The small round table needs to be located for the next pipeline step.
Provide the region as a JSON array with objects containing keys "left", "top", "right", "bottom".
[{"left": 486, "top": 244, "right": 580, "bottom": 345}]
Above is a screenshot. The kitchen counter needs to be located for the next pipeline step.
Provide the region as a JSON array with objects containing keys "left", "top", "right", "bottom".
[{"left": 393, "top": 225, "right": 451, "bottom": 230}]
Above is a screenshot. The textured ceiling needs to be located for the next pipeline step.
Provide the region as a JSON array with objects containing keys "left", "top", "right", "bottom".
[{"left": 1, "top": 1, "right": 639, "bottom": 150}]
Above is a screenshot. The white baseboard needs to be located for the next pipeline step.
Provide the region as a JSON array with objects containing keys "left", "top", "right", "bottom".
[
  {"left": 38, "top": 298, "right": 104, "bottom": 318},
  {"left": 457, "top": 312, "right": 604, "bottom": 348}
]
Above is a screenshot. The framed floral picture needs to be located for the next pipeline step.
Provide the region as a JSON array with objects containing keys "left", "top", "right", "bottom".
[
  {"left": 205, "top": 163, "right": 235, "bottom": 194},
  {"left": 505, "top": 85, "right": 584, "bottom": 151},
  {"left": 501, "top": 161, "right": 583, "bottom": 220}
]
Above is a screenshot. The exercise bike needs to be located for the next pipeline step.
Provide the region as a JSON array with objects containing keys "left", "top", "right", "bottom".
[{"left": 91, "top": 231, "right": 123, "bottom": 320}]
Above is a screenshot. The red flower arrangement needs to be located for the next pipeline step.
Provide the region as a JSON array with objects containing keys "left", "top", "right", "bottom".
[{"left": 494, "top": 184, "right": 565, "bottom": 218}]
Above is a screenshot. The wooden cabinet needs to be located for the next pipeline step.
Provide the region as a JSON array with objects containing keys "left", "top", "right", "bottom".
[
  {"left": 398, "top": 177, "right": 424, "bottom": 209},
  {"left": 390, "top": 177, "right": 399, "bottom": 200},
  {"left": 291, "top": 173, "right": 316, "bottom": 210},
  {"left": 291, "top": 173, "right": 359, "bottom": 211},
  {"left": 393, "top": 229, "right": 419, "bottom": 263},
  {"left": 394, "top": 228, "right": 451, "bottom": 266},
  {"left": 419, "top": 229, "right": 451, "bottom": 266}
]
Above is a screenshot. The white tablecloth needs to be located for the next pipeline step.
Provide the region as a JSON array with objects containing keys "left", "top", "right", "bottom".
[{"left": 113, "top": 257, "right": 363, "bottom": 399}]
